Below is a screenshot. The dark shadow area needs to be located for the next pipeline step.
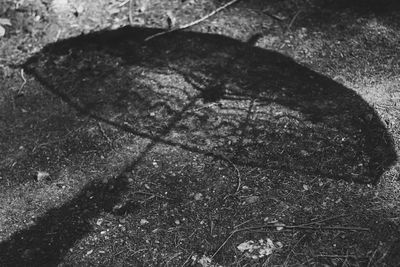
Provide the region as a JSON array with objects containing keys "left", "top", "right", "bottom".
[
  {"left": 0, "top": 175, "right": 133, "bottom": 266},
  {"left": 0, "top": 26, "right": 397, "bottom": 265}
]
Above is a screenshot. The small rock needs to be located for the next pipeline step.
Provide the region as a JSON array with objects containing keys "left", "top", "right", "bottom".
[
  {"left": 36, "top": 171, "right": 50, "bottom": 182},
  {"left": 300, "top": 150, "right": 309, "bottom": 156},
  {"left": 245, "top": 196, "right": 260, "bottom": 204},
  {"left": 194, "top": 193, "right": 203, "bottom": 201},
  {"left": 140, "top": 219, "right": 149, "bottom": 225}
]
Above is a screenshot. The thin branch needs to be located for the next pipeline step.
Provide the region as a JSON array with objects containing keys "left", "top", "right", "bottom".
[
  {"left": 263, "top": 9, "right": 286, "bottom": 21},
  {"left": 132, "top": 190, "right": 172, "bottom": 201},
  {"left": 118, "top": 0, "right": 130, "bottom": 7},
  {"left": 129, "top": 0, "right": 134, "bottom": 25},
  {"left": 220, "top": 154, "right": 241, "bottom": 194},
  {"left": 17, "top": 68, "right": 27, "bottom": 94},
  {"left": 98, "top": 122, "right": 114, "bottom": 149},
  {"left": 189, "top": 102, "right": 218, "bottom": 112},
  {"left": 287, "top": 9, "right": 301, "bottom": 31},
  {"left": 211, "top": 231, "right": 236, "bottom": 259},
  {"left": 144, "top": 0, "right": 242, "bottom": 41},
  {"left": 367, "top": 249, "right": 379, "bottom": 267},
  {"left": 239, "top": 224, "right": 370, "bottom": 232},
  {"left": 283, "top": 234, "right": 307, "bottom": 266},
  {"left": 180, "top": 252, "right": 194, "bottom": 267},
  {"left": 234, "top": 218, "right": 254, "bottom": 229},
  {"left": 316, "top": 254, "right": 357, "bottom": 259},
  {"left": 299, "top": 214, "right": 348, "bottom": 227}
]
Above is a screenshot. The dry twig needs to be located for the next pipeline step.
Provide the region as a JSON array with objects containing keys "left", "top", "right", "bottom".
[
  {"left": 118, "top": 0, "right": 130, "bottom": 7},
  {"left": 144, "top": 0, "right": 242, "bottom": 41},
  {"left": 211, "top": 231, "right": 236, "bottom": 259},
  {"left": 226, "top": 156, "right": 241, "bottom": 193},
  {"left": 239, "top": 224, "right": 370, "bottom": 232},
  {"left": 263, "top": 9, "right": 286, "bottom": 21},
  {"left": 299, "top": 214, "right": 348, "bottom": 226},
  {"left": 128, "top": 0, "right": 134, "bottom": 25},
  {"left": 98, "top": 122, "right": 114, "bottom": 148},
  {"left": 17, "top": 68, "right": 27, "bottom": 94},
  {"left": 287, "top": 10, "right": 301, "bottom": 31},
  {"left": 283, "top": 234, "right": 307, "bottom": 266},
  {"left": 180, "top": 252, "right": 194, "bottom": 267},
  {"left": 316, "top": 254, "right": 357, "bottom": 259},
  {"left": 132, "top": 190, "right": 172, "bottom": 201}
]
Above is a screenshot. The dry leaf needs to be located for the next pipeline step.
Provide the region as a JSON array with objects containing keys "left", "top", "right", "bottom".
[{"left": 237, "top": 239, "right": 282, "bottom": 259}]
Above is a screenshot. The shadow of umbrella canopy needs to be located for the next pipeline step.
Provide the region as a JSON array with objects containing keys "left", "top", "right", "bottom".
[{"left": 24, "top": 26, "right": 397, "bottom": 184}]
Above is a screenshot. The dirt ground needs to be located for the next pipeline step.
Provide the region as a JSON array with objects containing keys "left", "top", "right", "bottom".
[{"left": 1, "top": 0, "right": 400, "bottom": 266}]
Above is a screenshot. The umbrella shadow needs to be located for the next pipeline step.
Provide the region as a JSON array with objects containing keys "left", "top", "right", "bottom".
[{"left": 0, "top": 26, "right": 396, "bottom": 265}]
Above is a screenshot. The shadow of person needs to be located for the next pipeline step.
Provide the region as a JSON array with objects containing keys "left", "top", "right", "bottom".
[
  {"left": 0, "top": 175, "right": 132, "bottom": 266},
  {"left": 0, "top": 26, "right": 396, "bottom": 265}
]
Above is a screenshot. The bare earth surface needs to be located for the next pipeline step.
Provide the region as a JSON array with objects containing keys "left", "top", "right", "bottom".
[{"left": 0, "top": 0, "right": 400, "bottom": 266}]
